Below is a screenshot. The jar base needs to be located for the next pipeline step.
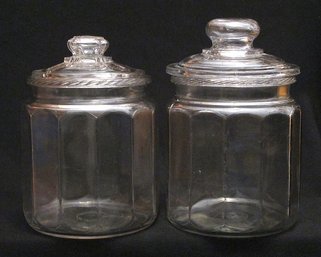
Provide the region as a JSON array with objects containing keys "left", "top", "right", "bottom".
[
  {"left": 30, "top": 222, "right": 155, "bottom": 239},
  {"left": 26, "top": 201, "right": 156, "bottom": 239},
  {"left": 168, "top": 218, "right": 296, "bottom": 238},
  {"left": 168, "top": 197, "right": 297, "bottom": 238}
]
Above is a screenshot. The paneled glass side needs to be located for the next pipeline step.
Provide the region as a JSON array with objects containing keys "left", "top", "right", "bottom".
[
  {"left": 168, "top": 100, "right": 300, "bottom": 237},
  {"left": 24, "top": 100, "right": 156, "bottom": 238}
]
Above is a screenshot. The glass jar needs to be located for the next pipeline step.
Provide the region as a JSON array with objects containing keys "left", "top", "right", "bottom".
[
  {"left": 23, "top": 36, "right": 156, "bottom": 238},
  {"left": 166, "top": 19, "right": 301, "bottom": 237}
]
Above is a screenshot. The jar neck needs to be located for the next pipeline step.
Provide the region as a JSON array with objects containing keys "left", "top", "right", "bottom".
[
  {"left": 176, "top": 85, "right": 291, "bottom": 102},
  {"left": 32, "top": 86, "right": 145, "bottom": 103}
]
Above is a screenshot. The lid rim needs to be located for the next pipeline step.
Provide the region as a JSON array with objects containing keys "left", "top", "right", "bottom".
[
  {"left": 31, "top": 67, "right": 148, "bottom": 78},
  {"left": 166, "top": 63, "right": 300, "bottom": 78},
  {"left": 28, "top": 75, "right": 151, "bottom": 88},
  {"left": 170, "top": 76, "right": 297, "bottom": 88}
]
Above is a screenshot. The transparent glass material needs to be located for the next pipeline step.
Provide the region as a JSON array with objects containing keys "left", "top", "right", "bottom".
[
  {"left": 166, "top": 19, "right": 301, "bottom": 237},
  {"left": 23, "top": 36, "right": 156, "bottom": 239}
]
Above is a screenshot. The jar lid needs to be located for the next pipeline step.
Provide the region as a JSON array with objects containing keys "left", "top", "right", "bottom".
[
  {"left": 167, "top": 18, "right": 300, "bottom": 87},
  {"left": 28, "top": 36, "right": 150, "bottom": 88}
]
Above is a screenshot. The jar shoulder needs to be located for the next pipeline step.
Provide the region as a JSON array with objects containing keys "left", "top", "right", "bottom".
[
  {"left": 27, "top": 98, "right": 155, "bottom": 113},
  {"left": 169, "top": 99, "right": 300, "bottom": 114},
  {"left": 168, "top": 98, "right": 300, "bottom": 110}
]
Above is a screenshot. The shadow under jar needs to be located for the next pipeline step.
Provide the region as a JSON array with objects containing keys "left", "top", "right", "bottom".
[
  {"left": 23, "top": 36, "right": 156, "bottom": 239},
  {"left": 166, "top": 19, "right": 301, "bottom": 237}
]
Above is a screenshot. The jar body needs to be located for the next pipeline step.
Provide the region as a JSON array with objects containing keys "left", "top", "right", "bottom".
[
  {"left": 22, "top": 88, "right": 156, "bottom": 238},
  {"left": 168, "top": 86, "right": 300, "bottom": 237}
]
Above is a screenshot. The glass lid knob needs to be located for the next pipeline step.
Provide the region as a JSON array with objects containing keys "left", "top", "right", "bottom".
[
  {"left": 67, "top": 36, "right": 109, "bottom": 55},
  {"left": 206, "top": 18, "right": 260, "bottom": 50}
]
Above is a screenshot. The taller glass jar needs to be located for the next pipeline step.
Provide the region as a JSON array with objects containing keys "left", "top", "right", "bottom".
[
  {"left": 23, "top": 36, "right": 156, "bottom": 239},
  {"left": 166, "top": 19, "right": 301, "bottom": 237}
]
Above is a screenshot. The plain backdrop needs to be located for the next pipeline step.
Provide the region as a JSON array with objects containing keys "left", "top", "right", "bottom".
[{"left": 1, "top": 1, "right": 321, "bottom": 257}]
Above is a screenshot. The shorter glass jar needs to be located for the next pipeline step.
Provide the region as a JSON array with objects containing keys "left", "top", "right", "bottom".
[
  {"left": 166, "top": 19, "right": 301, "bottom": 237},
  {"left": 22, "top": 36, "right": 156, "bottom": 238}
]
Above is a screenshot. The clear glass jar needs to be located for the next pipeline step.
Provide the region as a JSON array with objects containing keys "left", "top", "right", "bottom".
[
  {"left": 23, "top": 36, "right": 156, "bottom": 239},
  {"left": 166, "top": 19, "right": 301, "bottom": 237}
]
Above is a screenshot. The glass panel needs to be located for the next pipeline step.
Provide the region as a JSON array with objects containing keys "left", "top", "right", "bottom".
[
  {"left": 133, "top": 109, "right": 155, "bottom": 217},
  {"left": 96, "top": 112, "right": 133, "bottom": 227},
  {"left": 289, "top": 107, "right": 301, "bottom": 217},
  {"left": 60, "top": 113, "right": 96, "bottom": 201},
  {"left": 31, "top": 110, "right": 59, "bottom": 227},
  {"left": 190, "top": 112, "right": 225, "bottom": 229},
  {"left": 224, "top": 114, "right": 263, "bottom": 231},
  {"left": 262, "top": 113, "right": 290, "bottom": 227},
  {"left": 168, "top": 108, "right": 192, "bottom": 224}
]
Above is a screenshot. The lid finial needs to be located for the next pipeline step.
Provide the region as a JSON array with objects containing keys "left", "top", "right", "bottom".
[
  {"left": 206, "top": 18, "right": 260, "bottom": 50},
  {"left": 67, "top": 36, "right": 109, "bottom": 56}
]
